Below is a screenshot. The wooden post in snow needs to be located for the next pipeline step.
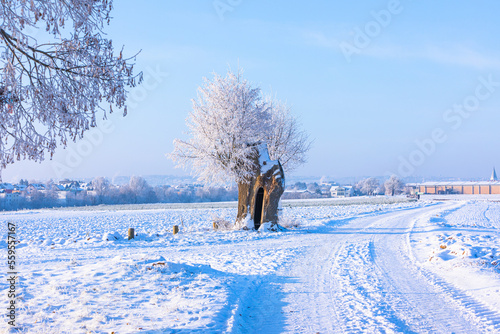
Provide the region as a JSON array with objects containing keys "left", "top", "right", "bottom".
[
  {"left": 127, "top": 228, "right": 134, "bottom": 240},
  {"left": 173, "top": 225, "right": 179, "bottom": 235}
]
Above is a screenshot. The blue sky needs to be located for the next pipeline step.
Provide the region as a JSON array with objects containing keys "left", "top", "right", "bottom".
[{"left": 4, "top": 0, "right": 500, "bottom": 182}]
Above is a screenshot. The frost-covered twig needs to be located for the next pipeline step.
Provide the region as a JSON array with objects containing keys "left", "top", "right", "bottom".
[{"left": 0, "top": 0, "right": 142, "bottom": 178}]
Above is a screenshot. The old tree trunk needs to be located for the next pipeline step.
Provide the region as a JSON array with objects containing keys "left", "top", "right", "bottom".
[{"left": 236, "top": 143, "right": 285, "bottom": 230}]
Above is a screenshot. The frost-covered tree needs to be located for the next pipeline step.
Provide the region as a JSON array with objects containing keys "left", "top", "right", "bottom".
[
  {"left": 307, "top": 182, "right": 321, "bottom": 194},
  {"left": 91, "top": 176, "right": 109, "bottom": 203},
  {"left": 292, "top": 181, "right": 307, "bottom": 191},
  {"left": 171, "top": 70, "right": 270, "bottom": 185},
  {"left": 171, "top": 69, "right": 310, "bottom": 187},
  {"left": 265, "top": 98, "right": 310, "bottom": 171},
  {"left": 357, "top": 177, "right": 379, "bottom": 196},
  {"left": 0, "top": 0, "right": 141, "bottom": 178},
  {"left": 128, "top": 176, "right": 156, "bottom": 203},
  {"left": 384, "top": 175, "right": 404, "bottom": 196}
]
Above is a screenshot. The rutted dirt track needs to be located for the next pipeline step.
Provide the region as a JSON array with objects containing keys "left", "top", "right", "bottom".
[{"left": 255, "top": 204, "right": 500, "bottom": 333}]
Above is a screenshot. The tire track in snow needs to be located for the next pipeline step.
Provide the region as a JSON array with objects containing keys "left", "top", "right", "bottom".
[
  {"left": 327, "top": 208, "right": 442, "bottom": 333},
  {"left": 226, "top": 276, "right": 289, "bottom": 333},
  {"left": 483, "top": 201, "right": 500, "bottom": 229},
  {"left": 331, "top": 240, "right": 417, "bottom": 333},
  {"left": 280, "top": 209, "right": 427, "bottom": 333},
  {"left": 282, "top": 204, "right": 499, "bottom": 333},
  {"left": 370, "top": 237, "right": 469, "bottom": 333},
  {"left": 278, "top": 234, "right": 345, "bottom": 333},
  {"left": 369, "top": 207, "right": 492, "bottom": 333},
  {"left": 415, "top": 266, "right": 500, "bottom": 333},
  {"left": 310, "top": 240, "right": 345, "bottom": 333},
  {"left": 405, "top": 205, "right": 500, "bottom": 333}
]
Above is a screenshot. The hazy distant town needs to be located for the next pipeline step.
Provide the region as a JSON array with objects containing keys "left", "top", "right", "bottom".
[
  {"left": 0, "top": 175, "right": 410, "bottom": 211},
  {"left": 3, "top": 170, "right": 500, "bottom": 211}
]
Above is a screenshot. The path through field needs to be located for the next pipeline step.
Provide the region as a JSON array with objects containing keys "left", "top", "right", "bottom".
[{"left": 231, "top": 203, "right": 500, "bottom": 333}]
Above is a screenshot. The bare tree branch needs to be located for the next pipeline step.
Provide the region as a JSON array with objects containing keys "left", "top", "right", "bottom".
[{"left": 0, "top": 0, "right": 142, "bottom": 177}]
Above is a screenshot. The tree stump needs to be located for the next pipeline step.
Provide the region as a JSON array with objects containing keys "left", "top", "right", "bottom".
[{"left": 127, "top": 228, "right": 134, "bottom": 240}]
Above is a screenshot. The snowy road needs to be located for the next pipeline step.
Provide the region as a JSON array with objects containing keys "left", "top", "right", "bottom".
[{"left": 242, "top": 204, "right": 500, "bottom": 333}]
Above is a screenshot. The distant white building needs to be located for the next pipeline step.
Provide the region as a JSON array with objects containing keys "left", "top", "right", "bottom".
[
  {"left": 330, "top": 185, "right": 354, "bottom": 198},
  {"left": 28, "top": 183, "right": 46, "bottom": 191},
  {"left": 0, "top": 191, "right": 20, "bottom": 208},
  {"left": 320, "top": 184, "right": 333, "bottom": 196},
  {"left": 14, "top": 184, "right": 27, "bottom": 191}
]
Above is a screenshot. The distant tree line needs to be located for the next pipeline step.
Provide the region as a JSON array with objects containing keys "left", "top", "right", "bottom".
[
  {"left": 0, "top": 176, "right": 238, "bottom": 211},
  {"left": 283, "top": 175, "right": 406, "bottom": 199},
  {"left": 90, "top": 176, "right": 238, "bottom": 205}
]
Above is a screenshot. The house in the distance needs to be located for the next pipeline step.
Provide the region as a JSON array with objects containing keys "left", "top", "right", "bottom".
[
  {"left": 0, "top": 184, "right": 20, "bottom": 208},
  {"left": 26, "top": 183, "right": 46, "bottom": 193},
  {"left": 319, "top": 182, "right": 337, "bottom": 196},
  {"left": 14, "top": 184, "right": 27, "bottom": 192},
  {"left": 330, "top": 185, "right": 354, "bottom": 198},
  {"left": 0, "top": 190, "right": 20, "bottom": 208}
]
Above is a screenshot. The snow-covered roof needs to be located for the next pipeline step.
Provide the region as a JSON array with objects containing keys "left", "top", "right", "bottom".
[
  {"left": 284, "top": 189, "right": 314, "bottom": 194},
  {"left": 330, "top": 185, "right": 353, "bottom": 191},
  {"left": 29, "top": 183, "right": 46, "bottom": 190},
  {"left": 15, "top": 184, "right": 27, "bottom": 190}
]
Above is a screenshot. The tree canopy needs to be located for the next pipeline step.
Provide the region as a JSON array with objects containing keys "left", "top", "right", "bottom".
[
  {"left": 171, "top": 70, "right": 311, "bottom": 185},
  {"left": 357, "top": 177, "right": 380, "bottom": 196},
  {"left": 384, "top": 175, "right": 404, "bottom": 196}
]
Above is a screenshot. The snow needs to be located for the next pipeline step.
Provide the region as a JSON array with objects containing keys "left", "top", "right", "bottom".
[
  {"left": 257, "top": 142, "right": 279, "bottom": 175},
  {"left": 410, "top": 199, "right": 500, "bottom": 319},
  {"left": 1, "top": 197, "right": 500, "bottom": 333}
]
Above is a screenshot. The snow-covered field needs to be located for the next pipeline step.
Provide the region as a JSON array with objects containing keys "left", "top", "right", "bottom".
[{"left": 1, "top": 196, "right": 499, "bottom": 333}]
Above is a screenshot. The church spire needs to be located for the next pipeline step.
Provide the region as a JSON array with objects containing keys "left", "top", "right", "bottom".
[{"left": 491, "top": 167, "right": 498, "bottom": 181}]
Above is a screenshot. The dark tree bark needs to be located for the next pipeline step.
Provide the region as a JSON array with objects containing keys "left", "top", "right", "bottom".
[{"left": 236, "top": 144, "right": 285, "bottom": 229}]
